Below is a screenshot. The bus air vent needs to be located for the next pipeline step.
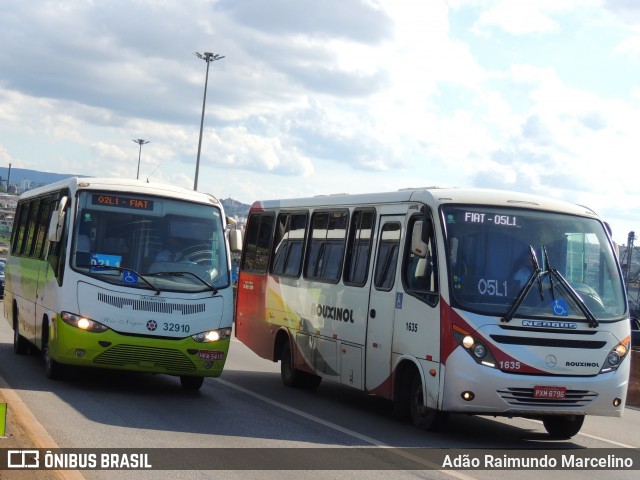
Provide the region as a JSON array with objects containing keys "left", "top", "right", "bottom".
[
  {"left": 490, "top": 335, "right": 606, "bottom": 349},
  {"left": 94, "top": 344, "right": 196, "bottom": 372},
  {"left": 97, "top": 293, "right": 205, "bottom": 315}
]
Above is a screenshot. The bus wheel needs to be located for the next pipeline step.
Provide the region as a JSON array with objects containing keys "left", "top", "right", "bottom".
[
  {"left": 542, "top": 415, "right": 584, "bottom": 438},
  {"left": 13, "top": 320, "right": 29, "bottom": 355},
  {"left": 410, "top": 373, "right": 448, "bottom": 431},
  {"left": 281, "top": 341, "right": 322, "bottom": 389},
  {"left": 42, "top": 332, "right": 64, "bottom": 380},
  {"left": 180, "top": 376, "right": 204, "bottom": 391},
  {"left": 281, "top": 341, "right": 301, "bottom": 387}
]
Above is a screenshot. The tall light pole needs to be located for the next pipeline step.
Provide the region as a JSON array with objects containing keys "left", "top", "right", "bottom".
[
  {"left": 194, "top": 51, "right": 224, "bottom": 191},
  {"left": 133, "top": 139, "right": 150, "bottom": 180}
]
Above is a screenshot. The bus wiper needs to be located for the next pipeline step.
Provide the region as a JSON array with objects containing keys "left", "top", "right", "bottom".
[
  {"left": 76, "top": 264, "right": 161, "bottom": 295},
  {"left": 502, "top": 246, "right": 542, "bottom": 323},
  {"left": 542, "top": 246, "right": 599, "bottom": 328},
  {"left": 531, "top": 246, "right": 544, "bottom": 301},
  {"left": 543, "top": 246, "right": 556, "bottom": 300},
  {"left": 147, "top": 271, "right": 218, "bottom": 295}
]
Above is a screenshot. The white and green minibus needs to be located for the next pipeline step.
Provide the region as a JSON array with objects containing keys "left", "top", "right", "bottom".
[{"left": 5, "top": 177, "right": 241, "bottom": 390}]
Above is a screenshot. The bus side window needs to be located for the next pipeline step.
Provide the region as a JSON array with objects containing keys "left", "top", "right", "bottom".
[
  {"left": 344, "top": 209, "right": 375, "bottom": 287},
  {"left": 271, "top": 212, "right": 307, "bottom": 278},
  {"left": 34, "top": 197, "right": 54, "bottom": 259},
  {"left": 374, "top": 222, "right": 401, "bottom": 291},
  {"left": 304, "top": 210, "right": 348, "bottom": 283},
  {"left": 403, "top": 216, "right": 438, "bottom": 304},
  {"left": 47, "top": 192, "right": 70, "bottom": 285},
  {"left": 242, "top": 214, "right": 275, "bottom": 274}
]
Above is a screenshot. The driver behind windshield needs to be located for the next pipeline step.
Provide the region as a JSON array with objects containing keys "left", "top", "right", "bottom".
[
  {"left": 155, "top": 236, "right": 186, "bottom": 262},
  {"left": 512, "top": 250, "right": 534, "bottom": 289}
]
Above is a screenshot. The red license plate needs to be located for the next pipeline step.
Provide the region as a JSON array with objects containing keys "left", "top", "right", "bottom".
[
  {"left": 198, "top": 350, "right": 224, "bottom": 361},
  {"left": 533, "top": 386, "right": 567, "bottom": 399}
]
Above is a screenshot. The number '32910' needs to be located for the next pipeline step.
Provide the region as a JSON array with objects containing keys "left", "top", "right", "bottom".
[{"left": 163, "top": 322, "right": 190, "bottom": 333}]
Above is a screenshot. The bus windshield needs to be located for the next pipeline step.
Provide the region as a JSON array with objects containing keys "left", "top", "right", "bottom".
[
  {"left": 443, "top": 205, "right": 626, "bottom": 321},
  {"left": 72, "top": 191, "right": 230, "bottom": 293}
]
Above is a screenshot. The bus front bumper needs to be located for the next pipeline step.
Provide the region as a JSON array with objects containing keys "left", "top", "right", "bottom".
[
  {"left": 441, "top": 348, "right": 629, "bottom": 417},
  {"left": 49, "top": 319, "right": 230, "bottom": 377}
]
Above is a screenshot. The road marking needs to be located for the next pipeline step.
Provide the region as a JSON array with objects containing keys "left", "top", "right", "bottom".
[
  {"left": 522, "top": 418, "right": 636, "bottom": 448},
  {"left": 577, "top": 432, "right": 635, "bottom": 448},
  {"left": 216, "top": 378, "right": 476, "bottom": 479}
]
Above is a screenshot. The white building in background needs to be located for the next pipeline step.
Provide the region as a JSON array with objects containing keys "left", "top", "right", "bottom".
[{"left": 20, "top": 177, "right": 31, "bottom": 192}]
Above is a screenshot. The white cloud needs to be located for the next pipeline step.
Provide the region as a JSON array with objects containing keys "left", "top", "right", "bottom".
[
  {"left": 471, "top": 0, "right": 602, "bottom": 36},
  {"left": 615, "top": 36, "right": 640, "bottom": 56},
  {"left": 474, "top": 3, "right": 559, "bottom": 35}
]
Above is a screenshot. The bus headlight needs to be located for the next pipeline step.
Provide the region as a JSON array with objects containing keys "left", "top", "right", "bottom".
[
  {"left": 472, "top": 343, "right": 486, "bottom": 358},
  {"left": 191, "top": 327, "right": 232, "bottom": 343},
  {"left": 452, "top": 325, "right": 497, "bottom": 368},
  {"left": 600, "top": 336, "right": 630, "bottom": 373},
  {"left": 61, "top": 312, "right": 109, "bottom": 333}
]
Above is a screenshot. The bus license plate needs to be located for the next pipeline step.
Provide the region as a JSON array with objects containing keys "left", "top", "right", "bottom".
[
  {"left": 533, "top": 386, "right": 567, "bottom": 399},
  {"left": 198, "top": 350, "right": 225, "bottom": 361}
]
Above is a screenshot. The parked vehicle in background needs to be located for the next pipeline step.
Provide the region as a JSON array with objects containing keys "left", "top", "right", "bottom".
[
  {"left": 236, "top": 187, "right": 631, "bottom": 439},
  {"left": 4, "top": 177, "right": 242, "bottom": 390},
  {"left": 0, "top": 258, "right": 5, "bottom": 298},
  {"left": 631, "top": 317, "right": 640, "bottom": 350}
]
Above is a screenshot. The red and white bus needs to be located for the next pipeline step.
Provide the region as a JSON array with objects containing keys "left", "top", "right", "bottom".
[{"left": 234, "top": 188, "right": 631, "bottom": 437}]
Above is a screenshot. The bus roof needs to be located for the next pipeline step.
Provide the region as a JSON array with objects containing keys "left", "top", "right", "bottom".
[
  {"left": 17, "top": 177, "right": 222, "bottom": 207},
  {"left": 252, "top": 187, "right": 600, "bottom": 219}
]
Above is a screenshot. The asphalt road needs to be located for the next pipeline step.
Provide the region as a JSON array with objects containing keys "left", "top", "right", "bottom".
[{"left": 0, "top": 307, "right": 639, "bottom": 480}]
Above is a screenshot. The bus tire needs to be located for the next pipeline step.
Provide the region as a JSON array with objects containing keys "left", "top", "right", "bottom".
[
  {"left": 281, "top": 340, "right": 322, "bottom": 389},
  {"left": 392, "top": 368, "right": 413, "bottom": 420},
  {"left": 13, "top": 319, "right": 29, "bottom": 355},
  {"left": 180, "top": 376, "right": 204, "bottom": 391},
  {"left": 42, "top": 328, "right": 64, "bottom": 380},
  {"left": 542, "top": 415, "right": 584, "bottom": 438},
  {"left": 280, "top": 341, "right": 321, "bottom": 389},
  {"left": 281, "top": 341, "right": 301, "bottom": 387},
  {"left": 410, "top": 373, "right": 448, "bottom": 431}
]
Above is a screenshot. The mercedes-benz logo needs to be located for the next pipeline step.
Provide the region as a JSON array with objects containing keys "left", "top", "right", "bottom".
[{"left": 545, "top": 355, "right": 557, "bottom": 368}]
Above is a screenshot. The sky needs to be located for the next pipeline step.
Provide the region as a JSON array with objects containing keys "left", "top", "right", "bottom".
[{"left": 1, "top": 0, "right": 639, "bottom": 245}]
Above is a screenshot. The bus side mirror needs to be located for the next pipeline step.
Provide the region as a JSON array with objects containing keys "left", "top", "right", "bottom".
[
  {"left": 47, "top": 196, "right": 68, "bottom": 243},
  {"left": 228, "top": 229, "right": 243, "bottom": 253},
  {"left": 411, "top": 220, "right": 431, "bottom": 258}
]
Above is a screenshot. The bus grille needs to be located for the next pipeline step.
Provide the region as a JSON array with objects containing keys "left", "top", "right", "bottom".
[
  {"left": 94, "top": 344, "right": 196, "bottom": 372},
  {"left": 490, "top": 335, "right": 606, "bottom": 349},
  {"left": 98, "top": 293, "right": 205, "bottom": 315},
  {"left": 497, "top": 387, "right": 598, "bottom": 407}
]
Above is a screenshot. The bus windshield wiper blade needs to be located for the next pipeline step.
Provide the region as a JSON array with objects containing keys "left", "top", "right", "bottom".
[
  {"left": 543, "top": 246, "right": 556, "bottom": 300},
  {"left": 549, "top": 268, "right": 599, "bottom": 328},
  {"left": 76, "top": 264, "right": 161, "bottom": 295},
  {"left": 541, "top": 246, "right": 598, "bottom": 328},
  {"left": 502, "top": 246, "right": 542, "bottom": 323},
  {"left": 529, "top": 246, "right": 545, "bottom": 302},
  {"left": 147, "top": 271, "right": 218, "bottom": 294}
]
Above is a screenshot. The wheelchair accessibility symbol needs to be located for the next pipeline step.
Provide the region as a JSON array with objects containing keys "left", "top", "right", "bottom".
[
  {"left": 122, "top": 270, "right": 139, "bottom": 285},
  {"left": 552, "top": 299, "right": 569, "bottom": 316}
]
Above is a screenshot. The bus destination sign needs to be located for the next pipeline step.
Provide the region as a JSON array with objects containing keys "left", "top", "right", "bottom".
[
  {"left": 92, "top": 194, "right": 154, "bottom": 211},
  {"left": 462, "top": 212, "right": 517, "bottom": 227}
]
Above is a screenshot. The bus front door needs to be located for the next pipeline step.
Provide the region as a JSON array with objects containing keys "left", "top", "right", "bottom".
[{"left": 365, "top": 215, "right": 403, "bottom": 395}]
